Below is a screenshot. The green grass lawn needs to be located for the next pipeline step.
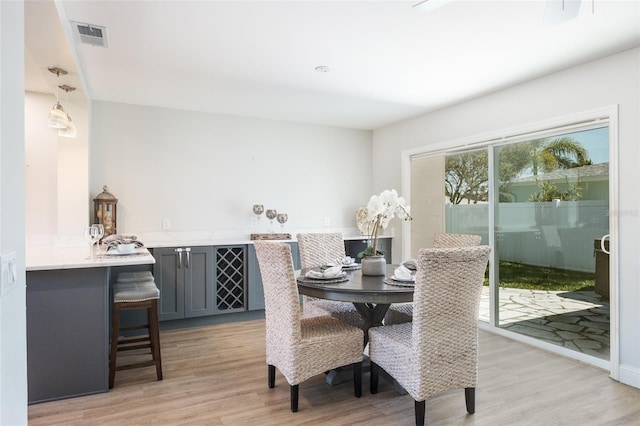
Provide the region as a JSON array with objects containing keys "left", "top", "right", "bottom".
[{"left": 486, "top": 261, "right": 596, "bottom": 292}]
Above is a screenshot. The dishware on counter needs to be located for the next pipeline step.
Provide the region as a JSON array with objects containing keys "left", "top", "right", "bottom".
[
  {"left": 115, "top": 242, "right": 136, "bottom": 254},
  {"left": 101, "top": 234, "right": 144, "bottom": 255},
  {"left": 94, "top": 224, "right": 105, "bottom": 254},
  {"left": 83, "top": 224, "right": 102, "bottom": 259}
]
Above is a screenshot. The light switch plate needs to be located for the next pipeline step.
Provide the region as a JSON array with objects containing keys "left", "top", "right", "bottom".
[{"left": 1, "top": 250, "right": 17, "bottom": 297}]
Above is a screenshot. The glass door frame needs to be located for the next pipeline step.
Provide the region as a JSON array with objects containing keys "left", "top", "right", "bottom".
[{"left": 400, "top": 105, "right": 619, "bottom": 378}]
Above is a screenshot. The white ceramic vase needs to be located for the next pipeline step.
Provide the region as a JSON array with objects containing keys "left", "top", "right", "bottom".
[{"left": 361, "top": 255, "right": 386, "bottom": 276}]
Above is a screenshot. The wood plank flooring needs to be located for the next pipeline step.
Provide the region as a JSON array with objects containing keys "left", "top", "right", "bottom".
[{"left": 29, "top": 319, "right": 640, "bottom": 425}]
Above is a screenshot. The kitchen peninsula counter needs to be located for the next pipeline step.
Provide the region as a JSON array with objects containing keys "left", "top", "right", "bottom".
[
  {"left": 26, "top": 244, "right": 155, "bottom": 404},
  {"left": 26, "top": 245, "right": 155, "bottom": 271}
]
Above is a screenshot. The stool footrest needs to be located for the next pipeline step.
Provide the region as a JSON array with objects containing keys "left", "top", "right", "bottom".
[
  {"left": 120, "top": 324, "right": 150, "bottom": 332},
  {"left": 116, "top": 360, "right": 158, "bottom": 371},
  {"left": 117, "top": 336, "right": 150, "bottom": 345},
  {"left": 117, "top": 343, "right": 152, "bottom": 352}
]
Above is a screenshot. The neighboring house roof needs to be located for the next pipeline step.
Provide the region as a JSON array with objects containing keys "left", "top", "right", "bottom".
[{"left": 510, "top": 163, "right": 609, "bottom": 185}]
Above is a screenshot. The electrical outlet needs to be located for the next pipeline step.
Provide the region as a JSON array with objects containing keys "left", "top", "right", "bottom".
[
  {"left": 162, "top": 218, "right": 171, "bottom": 230},
  {"left": 324, "top": 216, "right": 331, "bottom": 227}
]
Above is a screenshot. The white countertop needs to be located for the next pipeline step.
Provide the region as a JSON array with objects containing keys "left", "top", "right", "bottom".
[
  {"left": 26, "top": 246, "right": 155, "bottom": 271},
  {"left": 25, "top": 230, "right": 390, "bottom": 271},
  {"left": 132, "top": 230, "right": 384, "bottom": 249}
]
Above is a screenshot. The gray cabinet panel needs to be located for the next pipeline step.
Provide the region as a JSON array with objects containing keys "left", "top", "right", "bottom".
[
  {"left": 344, "top": 238, "right": 392, "bottom": 263},
  {"left": 185, "top": 246, "right": 215, "bottom": 317},
  {"left": 27, "top": 268, "right": 108, "bottom": 403},
  {"left": 154, "top": 247, "right": 185, "bottom": 321}
]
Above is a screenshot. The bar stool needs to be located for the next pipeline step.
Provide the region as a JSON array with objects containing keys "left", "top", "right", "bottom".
[{"left": 109, "top": 272, "right": 163, "bottom": 389}]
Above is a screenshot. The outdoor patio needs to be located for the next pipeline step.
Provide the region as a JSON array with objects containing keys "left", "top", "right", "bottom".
[{"left": 479, "top": 287, "right": 610, "bottom": 360}]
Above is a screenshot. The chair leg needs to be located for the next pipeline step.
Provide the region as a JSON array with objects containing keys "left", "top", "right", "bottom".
[
  {"left": 109, "top": 303, "right": 121, "bottom": 389},
  {"left": 370, "top": 361, "right": 379, "bottom": 394},
  {"left": 415, "top": 400, "right": 425, "bottom": 426},
  {"left": 148, "top": 300, "right": 163, "bottom": 381},
  {"left": 465, "top": 387, "right": 475, "bottom": 414},
  {"left": 290, "top": 384, "right": 299, "bottom": 412},
  {"left": 353, "top": 361, "right": 362, "bottom": 398},
  {"left": 268, "top": 365, "right": 275, "bottom": 388}
]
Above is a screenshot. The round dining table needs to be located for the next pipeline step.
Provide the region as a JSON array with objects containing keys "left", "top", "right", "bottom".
[
  {"left": 297, "top": 264, "right": 414, "bottom": 389},
  {"left": 297, "top": 264, "right": 414, "bottom": 345}
]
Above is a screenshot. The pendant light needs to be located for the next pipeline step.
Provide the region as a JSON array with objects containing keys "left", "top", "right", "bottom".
[
  {"left": 57, "top": 84, "right": 77, "bottom": 138},
  {"left": 58, "top": 115, "right": 77, "bottom": 138},
  {"left": 47, "top": 67, "right": 69, "bottom": 129}
]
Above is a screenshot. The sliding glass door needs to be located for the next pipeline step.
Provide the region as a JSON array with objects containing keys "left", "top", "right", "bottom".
[
  {"left": 493, "top": 127, "right": 610, "bottom": 360},
  {"left": 411, "top": 124, "right": 611, "bottom": 362}
]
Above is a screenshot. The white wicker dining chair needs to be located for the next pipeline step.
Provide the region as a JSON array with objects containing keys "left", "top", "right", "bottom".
[
  {"left": 369, "top": 245, "right": 491, "bottom": 426},
  {"left": 296, "top": 233, "right": 364, "bottom": 328},
  {"left": 253, "top": 241, "right": 364, "bottom": 412},
  {"left": 384, "top": 232, "right": 482, "bottom": 325},
  {"left": 433, "top": 232, "right": 482, "bottom": 248}
]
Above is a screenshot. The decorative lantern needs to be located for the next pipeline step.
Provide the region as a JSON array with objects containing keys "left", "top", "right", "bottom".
[{"left": 93, "top": 185, "right": 118, "bottom": 237}]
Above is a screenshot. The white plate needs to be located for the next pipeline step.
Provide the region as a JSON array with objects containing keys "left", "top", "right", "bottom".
[
  {"left": 342, "top": 264, "right": 361, "bottom": 270},
  {"left": 391, "top": 275, "right": 415, "bottom": 283},
  {"left": 305, "top": 272, "right": 347, "bottom": 280}
]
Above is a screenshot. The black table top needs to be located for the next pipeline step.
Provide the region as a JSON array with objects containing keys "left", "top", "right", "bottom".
[{"left": 297, "top": 264, "right": 414, "bottom": 304}]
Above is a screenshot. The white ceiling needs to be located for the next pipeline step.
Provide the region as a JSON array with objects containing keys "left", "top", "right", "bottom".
[{"left": 25, "top": 0, "right": 640, "bottom": 130}]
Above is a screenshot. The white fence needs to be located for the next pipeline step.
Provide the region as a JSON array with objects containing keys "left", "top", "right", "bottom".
[{"left": 445, "top": 200, "right": 608, "bottom": 273}]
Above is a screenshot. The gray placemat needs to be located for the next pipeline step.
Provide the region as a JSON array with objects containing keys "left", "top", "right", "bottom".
[
  {"left": 384, "top": 277, "right": 415, "bottom": 288},
  {"left": 297, "top": 274, "right": 349, "bottom": 284},
  {"left": 342, "top": 264, "right": 362, "bottom": 270}
]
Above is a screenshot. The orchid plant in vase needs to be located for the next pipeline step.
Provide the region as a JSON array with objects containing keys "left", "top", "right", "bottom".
[{"left": 358, "top": 189, "right": 412, "bottom": 260}]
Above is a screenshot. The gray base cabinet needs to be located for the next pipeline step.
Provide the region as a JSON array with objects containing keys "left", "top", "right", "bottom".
[
  {"left": 153, "top": 245, "right": 248, "bottom": 320},
  {"left": 153, "top": 246, "right": 215, "bottom": 321},
  {"left": 344, "top": 238, "right": 392, "bottom": 263},
  {"left": 154, "top": 239, "right": 390, "bottom": 320}
]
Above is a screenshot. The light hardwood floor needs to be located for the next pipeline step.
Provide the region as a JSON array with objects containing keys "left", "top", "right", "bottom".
[{"left": 29, "top": 319, "right": 640, "bottom": 425}]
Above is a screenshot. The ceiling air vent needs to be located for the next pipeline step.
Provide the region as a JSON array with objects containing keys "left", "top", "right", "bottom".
[{"left": 71, "top": 22, "right": 108, "bottom": 48}]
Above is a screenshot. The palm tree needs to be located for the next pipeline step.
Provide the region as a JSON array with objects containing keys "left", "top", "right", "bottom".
[
  {"left": 527, "top": 136, "right": 591, "bottom": 176},
  {"left": 445, "top": 136, "right": 591, "bottom": 204}
]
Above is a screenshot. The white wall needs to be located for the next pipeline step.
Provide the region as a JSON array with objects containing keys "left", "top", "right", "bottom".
[
  {"left": 373, "top": 48, "right": 640, "bottom": 388},
  {"left": 0, "top": 1, "right": 28, "bottom": 424},
  {"left": 90, "top": 102, "right": 373, "bottom": 236},
  {"left": 24, "top": 91, "right": 89, "bottom": 244}
]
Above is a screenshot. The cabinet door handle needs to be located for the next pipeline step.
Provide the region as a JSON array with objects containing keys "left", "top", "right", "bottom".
[
  {"left": 174, "top": 248, "right": 184, "bottom": 269},
  {"left": 185, "top": 247, "right": 191, "bottom": 268}
]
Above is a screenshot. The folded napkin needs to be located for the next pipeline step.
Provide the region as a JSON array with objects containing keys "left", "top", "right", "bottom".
[
  {"left": 341, "top": 256, "right": 355, "bottom": 266},
  {"left": 103, "top": 234, "right": 144, "bottom": 250},
  {"left": 326, "top": 257, "right": 355, "bottom": 268},
  {"left": 305, "top": 265, "right": 343, "bottom": 279},
  {"left": 393, "top": 264, "right": 414, "bottom": 281},
  {"left": 402, "top": 259, "right": 417, "bottom": 271}
]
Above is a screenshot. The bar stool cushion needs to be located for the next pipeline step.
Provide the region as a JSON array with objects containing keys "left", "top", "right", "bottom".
[
  {"left": 113, "top": 281, "right": 159, "bottom": 303},
  {"left": 115, "top": 271, "right": 155, "bottom": 283}
]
